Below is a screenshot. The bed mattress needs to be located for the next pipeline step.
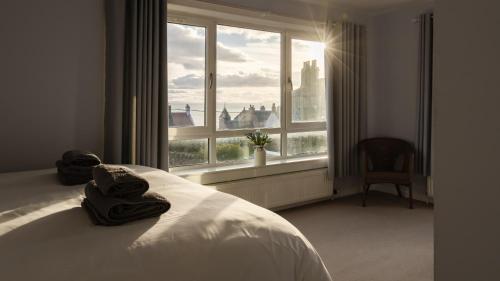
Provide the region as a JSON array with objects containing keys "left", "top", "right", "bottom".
[{"left": 0, "top": 165, "right": 332, "bottom": 281}]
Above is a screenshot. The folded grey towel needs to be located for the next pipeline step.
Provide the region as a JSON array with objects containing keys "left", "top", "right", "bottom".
[
  {"left": 62, "top": 150, "right": 101, "bottom": 167},
  {"left": 82, "top": 181, "right": 170, "bottom": 226},
  {"left": 56, "top": 160, "right": 94, "bottom": 176},
  {"left": 55, "top": 159, "right": 96, "bottom": 186},
  {"left": 57, "top": 172, "right": 92, "bottom": 186},
  {"left": 92, "top": 165, "right": 149, "bottom": 198}
]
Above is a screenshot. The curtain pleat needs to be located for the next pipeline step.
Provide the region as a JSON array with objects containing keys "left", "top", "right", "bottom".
[
  {"left": 105, "top": 0, "right": 168, "bottom": 170},
  {"left": 416, "top": 13, "right": 433, "bottom": 176},
  {"left": 326, "top": 22, "right": 366, "bottom": 178}
]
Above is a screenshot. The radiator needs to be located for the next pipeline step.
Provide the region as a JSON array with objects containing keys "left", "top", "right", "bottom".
[{"left": 206, "top": 168, "right": 333, "bottom": 210}]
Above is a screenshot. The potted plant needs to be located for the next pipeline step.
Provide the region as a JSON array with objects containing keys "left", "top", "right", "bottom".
[{"left": 246, "top": 130, "right": 272, "bottom": 167}]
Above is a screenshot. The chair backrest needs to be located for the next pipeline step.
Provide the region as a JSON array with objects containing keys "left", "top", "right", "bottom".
[{"left": 359, "top": 138, "right": 415, "bottom": 172}]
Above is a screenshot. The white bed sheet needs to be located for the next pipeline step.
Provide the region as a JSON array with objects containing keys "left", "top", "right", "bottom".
[{"left": 0, "top": 165, "right": 332, "bottom": 281}]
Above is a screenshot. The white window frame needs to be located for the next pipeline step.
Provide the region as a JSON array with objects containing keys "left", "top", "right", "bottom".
[
  {"left": 167, "top": 5, "right": 327, "bottom": 170},
  {"left": 167, "top": 16, "right": 213, "bottom": 137},
  {"left": 285, "top": 32, "right": 328, "bottom": 132}
]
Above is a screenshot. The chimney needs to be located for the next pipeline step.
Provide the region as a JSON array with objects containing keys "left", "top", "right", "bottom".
[{"left": 185, "top": 104, "right": 191, "bottom": 115}]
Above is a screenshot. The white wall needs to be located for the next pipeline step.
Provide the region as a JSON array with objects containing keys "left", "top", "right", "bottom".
[
  {"left": 434, "top": 0, "right": 500, "bottom": 280},
  {"left": 365, "top": 2, "right": 433, "bottom": 199},
  {"left": 367, "top": 2, "right": 433, "bottom": 142},
  {"left": 0, "top": 0, "right": 106, "bottom": 173}
]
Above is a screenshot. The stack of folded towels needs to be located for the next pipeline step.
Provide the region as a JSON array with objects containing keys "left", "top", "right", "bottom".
[
  {"left": 56, "top": 150, "right": 101, "bottom": 185},
  {"left": 82, "top": 164, "right": 171, "bottom": 226}
]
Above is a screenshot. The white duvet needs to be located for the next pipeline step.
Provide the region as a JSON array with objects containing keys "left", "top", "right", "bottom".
[{"left": 0, "top": 165, "right": 332, "bottom": 281}]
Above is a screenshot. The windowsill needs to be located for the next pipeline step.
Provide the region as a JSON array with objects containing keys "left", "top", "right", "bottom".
[{"left": 172, "top": 156, "right": 328, "bottom": 185}]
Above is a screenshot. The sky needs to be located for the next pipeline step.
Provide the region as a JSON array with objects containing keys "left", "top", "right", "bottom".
[{"left": 167, "top": 22, "right": 325, "bottom": 111}]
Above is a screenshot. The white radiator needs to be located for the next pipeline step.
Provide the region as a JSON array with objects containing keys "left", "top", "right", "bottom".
[{"left": 206, "top": 168, "right": 333, "bottom": 210}]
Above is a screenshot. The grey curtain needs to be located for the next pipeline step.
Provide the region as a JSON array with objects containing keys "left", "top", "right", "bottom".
[
  {"left": 104, "top": 0, "right": 168, "bottom": 170},
  {"left": 325, "top": 22, "right": 367, "bottom": 178},
  {"left": 416, "top": 13, "right": 433, "bottom": 176}
]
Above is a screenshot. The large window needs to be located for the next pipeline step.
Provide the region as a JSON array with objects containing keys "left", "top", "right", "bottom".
[
  {"left": 291, "top": 39, "right": 326, "bottom": 123},
  {"left": 167, "top": 16, "right": 327, "bottom": 168},
  {"left": 169, "top": 139, "right": 208, "bottom": 167},
  {"left": 216, "top": 134, "right": 281, "bottom": 163},
  {"left": 167, "top": 23, "right": 206, "bottom": 128},
  {"left": 216, "top": 25, "right": 281, "bottom": 130}
]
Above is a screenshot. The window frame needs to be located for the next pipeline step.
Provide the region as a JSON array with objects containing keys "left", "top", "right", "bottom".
[
  {"left": 285, "top": 32, "right": 328, "bottom": 132},
  {"left": 167, "top": 11, "right": 327, "bottom": 170},
  {"left": 167, "top": 17, "right": 213, "bottom": 136}
]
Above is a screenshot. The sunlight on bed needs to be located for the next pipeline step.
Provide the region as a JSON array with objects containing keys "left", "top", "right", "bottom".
[{"left": 0, "top": 197, "right": 82, "bottom": 236}]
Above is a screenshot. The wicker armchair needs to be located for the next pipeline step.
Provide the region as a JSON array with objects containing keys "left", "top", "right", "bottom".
[{"left": 359, "top": 138, "right": 415, "bottom": 209}]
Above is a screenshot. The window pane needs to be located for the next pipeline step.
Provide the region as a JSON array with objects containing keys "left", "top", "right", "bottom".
[
  {"left": 216, "top": 25, "right": 281, "bottom": 130},
  {"left": 287, "top": 131, "right": 327, "bottom": 156},
  {"left": 216, "top": 134, "right": 281, "bottom": 163},
  {"left": 169, "top": 139, "right": 208, "bottom": 167},
  {"left": 167, "top": 23, "right": 206, "bottom": 127},
  {"left": 291, "top": 39, "right": 326, "bottom": 122}
]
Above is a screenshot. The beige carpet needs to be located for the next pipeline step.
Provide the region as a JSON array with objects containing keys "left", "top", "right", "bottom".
[{"left": 279, "top": 191, "right": 433, "bottom": 281}]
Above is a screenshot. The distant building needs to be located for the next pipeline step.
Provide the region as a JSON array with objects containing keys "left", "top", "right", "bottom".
[
  {"left": 292, "top": 60, "right": 325, "bottom": 121},
  {"left": 219, "top": 103, "right": 279, "bottom": 130},
  {"left": 169, "top": 104, "right": 194, "bottom": 127}
]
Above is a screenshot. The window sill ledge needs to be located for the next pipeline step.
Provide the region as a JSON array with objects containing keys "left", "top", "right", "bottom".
[{"left": 172, "top": 156, "right": 328, "bottom": 185}]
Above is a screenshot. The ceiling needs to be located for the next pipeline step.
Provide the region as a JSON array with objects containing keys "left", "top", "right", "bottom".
[{"left": 293, "top": 0, "right": 432, "bottom": 11}]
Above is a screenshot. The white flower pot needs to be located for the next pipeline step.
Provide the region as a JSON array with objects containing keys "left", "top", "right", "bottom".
[{"left": 254, "top": 147, "right": 266, "bottom": 167}]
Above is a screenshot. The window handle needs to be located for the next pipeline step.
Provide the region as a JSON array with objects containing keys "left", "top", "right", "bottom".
[
  {"left": 287, "top": 77, "right": 293, "bottom": 92},
  {"left": 209, "top": 73, "right": 214, "bottom": 89}
]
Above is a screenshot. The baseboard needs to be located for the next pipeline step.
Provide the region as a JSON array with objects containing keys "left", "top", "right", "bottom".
[
  {"left": 371, "top": 184, "right": 433, "bottom": 204},
  {"left": 332, "top": 176, "right": 433, "bottom": 204},
  {"left": 271, "top": 196, "right": 332, "bottom": 212},
  {"left": 332, "top": 176, "right": 363, "bottom": 199}
]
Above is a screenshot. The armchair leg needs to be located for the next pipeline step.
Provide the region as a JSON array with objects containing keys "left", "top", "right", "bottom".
[
  {"left": 362, "top": 184, "right": 370, "bottom": 207},
  {"left": 408, "top": 184, "right": 414, "bottom": 209},
  {"left": 395, "top": 184, "right": 403, "bottom": 198}
]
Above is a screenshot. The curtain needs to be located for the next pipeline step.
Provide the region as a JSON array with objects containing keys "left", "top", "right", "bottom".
[
  {"left": 104, "top": 0, "right": 168, "bottom": 170},
  {"left": 325, "top": 22, "right": 367, "bottom": 179},
  {"left": 416, "top": 13, "right": 433, "bottom": 176}
]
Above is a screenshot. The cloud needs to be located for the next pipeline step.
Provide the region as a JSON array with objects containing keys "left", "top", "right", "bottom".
[
  {"left": 217, "top": 31, "right": 262, "bottom": 47},
  {"left": 170, "top": 74, "right": 204, "bottom": 89},
  {"left": 265, "top": 35, "right": 280, "bottom": 44},
  {"left": 218, "top": 73, "right": 279, "bottom": 87},
  {"left": 217, "top": 43, "right": 247, "bottom": 62},
  {"left": 168, "top": 89, "right": 188, "bottom": 94},
  {"left": 169, "top": 72, "right": 279, "bottom": 89},
  {"left": 217, "top": 88, "right": 280, "bottom": 105},
  {"left": 217, "top": 25, "right": 280, "bottom": 47},
  {"left": 173, "top": 58, "right": 205, "bottom": 70},
  {"left": 168, "top": 23, "right": 247, "bottom": 71},
  {"left": 167, "top": 23, "right": 205, "bottom": 59}
]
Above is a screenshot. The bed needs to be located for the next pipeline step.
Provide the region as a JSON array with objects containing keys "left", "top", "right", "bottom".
[{"left": 0, "top": 165, "right": 332, "bottom": 281}]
